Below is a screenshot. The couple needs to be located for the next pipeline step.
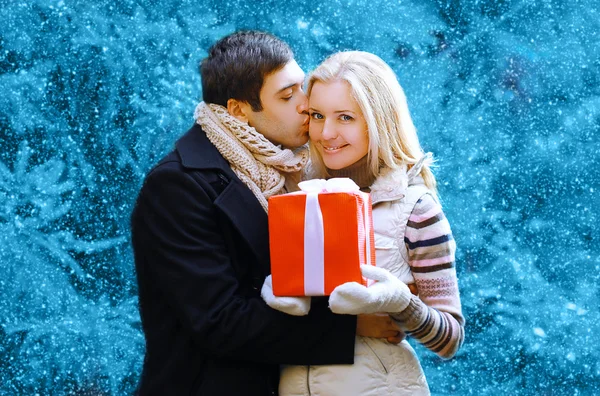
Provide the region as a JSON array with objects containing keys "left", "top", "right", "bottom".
[{"left": 131, "top": 31, "right": 464, "bottom": 396}]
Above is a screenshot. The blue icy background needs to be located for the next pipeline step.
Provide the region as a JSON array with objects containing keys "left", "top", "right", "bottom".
[{"left": 1, "top": 0, "right": 598, "bottom": 394}]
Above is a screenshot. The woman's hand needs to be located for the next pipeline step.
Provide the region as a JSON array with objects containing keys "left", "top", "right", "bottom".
[
  {"left": 356, "top": 313, "right": 405, "bottom": 344},
  {"left": 329, "top": 265, "right": 412, "bottom": 315}
]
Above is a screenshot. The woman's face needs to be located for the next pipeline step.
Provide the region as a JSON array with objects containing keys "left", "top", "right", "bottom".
[{"left": 308, "top": 80, "right": 369, "bottom": 170}]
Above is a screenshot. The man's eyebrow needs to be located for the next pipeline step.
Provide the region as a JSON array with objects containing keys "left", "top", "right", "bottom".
[{"left": 275, "top": 79, "right": 304, "bottom": 95}]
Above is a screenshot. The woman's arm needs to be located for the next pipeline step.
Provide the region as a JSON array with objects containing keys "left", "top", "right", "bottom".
[{"left": 391, "top": 193, "right": 465, "bottom": 359}]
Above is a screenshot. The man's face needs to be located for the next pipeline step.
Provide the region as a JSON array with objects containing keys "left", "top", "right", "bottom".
[{"left": 245, "top": 60, "right": 309, "bottom": 149}]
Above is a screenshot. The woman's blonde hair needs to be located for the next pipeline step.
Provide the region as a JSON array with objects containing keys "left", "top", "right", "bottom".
[{"left": 307, "top": 51, "right": 437, "bottom": 193}]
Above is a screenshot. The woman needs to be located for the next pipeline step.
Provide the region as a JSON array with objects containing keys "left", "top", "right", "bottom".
[{"left": 264, "top": 51, "right": 465, "bottom": 395}]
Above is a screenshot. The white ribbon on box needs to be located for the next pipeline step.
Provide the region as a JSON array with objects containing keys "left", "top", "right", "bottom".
[{"left": 297, "top": 178, "right": 373, "bottom": 295}]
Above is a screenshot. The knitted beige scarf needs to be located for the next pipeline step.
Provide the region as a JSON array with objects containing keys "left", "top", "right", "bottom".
[{"left": 194, "top": 102, "right": 308, "bottom": 212}]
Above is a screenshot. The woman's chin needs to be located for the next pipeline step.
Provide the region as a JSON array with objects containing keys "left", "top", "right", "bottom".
[{"left": 322, "top": 160, "right": 346, "bottom": 170}]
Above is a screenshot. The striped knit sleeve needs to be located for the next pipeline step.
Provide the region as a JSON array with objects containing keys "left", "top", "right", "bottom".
[{"left": 391, "top": 193, "right": 465, "bottom": 359}]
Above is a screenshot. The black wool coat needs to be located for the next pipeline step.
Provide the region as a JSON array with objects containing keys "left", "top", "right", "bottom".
[{"left": 131, "top": 124, "right": 356, "bottom": 396}]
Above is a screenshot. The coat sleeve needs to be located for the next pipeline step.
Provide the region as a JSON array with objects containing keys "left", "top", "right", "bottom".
[{"left": 131, "top": 165, "right": 356, "bottom": 365}]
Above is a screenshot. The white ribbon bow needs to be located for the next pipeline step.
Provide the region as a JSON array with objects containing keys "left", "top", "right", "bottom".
[
  {"left": 298, "top": 177, "right": 361, "bottom": 194},
  {"left": 297, "top": 178, "right": 373, "bottom": 295}
]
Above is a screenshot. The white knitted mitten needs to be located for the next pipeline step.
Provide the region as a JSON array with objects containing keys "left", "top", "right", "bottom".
[
  {"left": 261, "top": 275, "right": 311, "bottom": 316},
  {"left": 329, "top": 265, "right": 411, "bottom": 315}
]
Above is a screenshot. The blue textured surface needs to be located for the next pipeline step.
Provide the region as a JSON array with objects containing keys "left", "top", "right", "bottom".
[{"left": 1, "top": 0, "right": 598, "bottom": 394}]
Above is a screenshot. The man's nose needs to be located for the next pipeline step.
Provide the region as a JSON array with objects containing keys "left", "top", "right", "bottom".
[{"left": 297, "top": 92, "right": 308, "bottom": 114}]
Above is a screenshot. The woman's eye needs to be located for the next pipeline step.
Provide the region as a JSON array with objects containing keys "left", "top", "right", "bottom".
[
  {"left": 282, "top": 95, "right": 292, "bottom": 101},
  {"left": 310, "top": 112, "right": 324, "bottom": 120},
  {"left": 340, "top": 114, "right": 354, "bottom": 121}
]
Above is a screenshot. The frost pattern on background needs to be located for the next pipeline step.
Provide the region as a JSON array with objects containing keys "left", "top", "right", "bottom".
[
  {"left": 1, "top": 0, "right": 598, "bottom": 394},
  {"left": 0, "top": 143, "right": 142, "bottom": 393}
]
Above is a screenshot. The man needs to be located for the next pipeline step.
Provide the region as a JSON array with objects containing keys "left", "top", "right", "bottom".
[{"left": 131, "top": 31, "right": 400, "bottom": 395}]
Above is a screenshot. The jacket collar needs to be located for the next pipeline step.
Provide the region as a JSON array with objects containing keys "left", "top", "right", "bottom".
[
  {"left": 175, "top": 123, "right": 271, "bottom": 276},
  {"left": 369, "top": 154, "right": 431, "bottom": 204},
  {"left": 214, "top": 180, "right": 271, "bottom": 277},
  {"left": 175, "top": 123, "right": 230, "bottom": 171},
  {"left": 369, "top": 166, "right": 410, "bottom": 204},
  {"left": 369, "top": 166, "right": 427, "bottom": 204}
]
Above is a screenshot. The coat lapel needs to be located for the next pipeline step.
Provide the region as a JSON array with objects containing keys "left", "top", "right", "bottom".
[
  {"left": 214, "top": 180, "right": 271, "bottom": 275},
  {"left": 176, "top": 124, "right": 271, "bottom": 275}
]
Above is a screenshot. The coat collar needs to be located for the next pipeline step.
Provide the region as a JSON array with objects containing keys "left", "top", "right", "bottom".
[
  {"left": 369, "top": 166, "right": 410, "bottom": 204},
  {"left": 369, "top": 154, "right": 431, "bottom": 204},
  {"left": 175, "top": 122, "right": 232, "bottom": 171},
  {"left": 214, "top": 180, "right": 271, "bottom": 277},
  {"left": 175, "top": 123, "right": 271, "bottom": 276},
  {"left": 369, "top": 165, "right": 427, "bottom": 204}
]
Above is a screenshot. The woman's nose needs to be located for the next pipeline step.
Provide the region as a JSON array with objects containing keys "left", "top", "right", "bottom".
[{"left": 321, "top": 120, "right": 337, "bottom": 140}]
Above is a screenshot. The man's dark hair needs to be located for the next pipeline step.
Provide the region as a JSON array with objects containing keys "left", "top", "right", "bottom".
[{"left": 201, "top": 31, "right": 294, "bottom": 112}]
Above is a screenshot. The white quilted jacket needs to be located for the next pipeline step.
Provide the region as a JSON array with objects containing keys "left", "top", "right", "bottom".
[{"left": 279, "top": 166, "right": 431, "bottom": 396}]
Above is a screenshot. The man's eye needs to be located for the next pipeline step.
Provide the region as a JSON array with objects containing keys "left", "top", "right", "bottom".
[
  {"left": 310, "top": 112, "right": 324, "bottom": 120},
  {"left": 340, "top": 114, "right": 354, "bottom": 121}
]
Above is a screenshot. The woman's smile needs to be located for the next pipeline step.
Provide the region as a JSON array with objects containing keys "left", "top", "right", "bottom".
[{"left": 322, "top": 143, "right": 350, "bottom": 153}]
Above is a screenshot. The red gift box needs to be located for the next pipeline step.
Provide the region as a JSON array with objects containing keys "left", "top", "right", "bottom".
[{"left": 268, "top": 178, "right": 376, "bottom": 296}]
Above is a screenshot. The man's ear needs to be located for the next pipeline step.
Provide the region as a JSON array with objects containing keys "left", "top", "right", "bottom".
[{"left": 227, "top": 98, "right": 251, "bottom": 123}]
